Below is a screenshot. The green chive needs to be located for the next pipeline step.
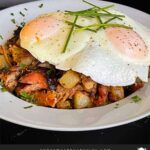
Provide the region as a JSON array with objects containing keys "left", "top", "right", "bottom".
[
  {"left": 82, "top": 0, "right": 122, "bottom": 20},
  {"left": 131, "top": 95, "right": 141, "bottom": 103},
  {"left": 24, "top": 105, "right": 33, "bottom": 109},
  {"left": 66, "top": 21, "right": 96, "bottom": 32},
  {"left": 62, "top": 15, "right": 78, "bottom": 53},
  {"left": 76, "top": 23, "right": 132, "bottom": 32}
]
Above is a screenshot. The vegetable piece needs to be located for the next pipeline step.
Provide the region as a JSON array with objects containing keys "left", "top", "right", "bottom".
[
  {"left": 10, "top": 45, "right": 35, "bottom": 66},
  {"left": 0, "top": 55, "right": 9, "bottom": 69},
  {"left": 81, "top": 76, "right": 97, "bottom": 92},
  {"left": 73, "top": 91, "right": 93, "bottom": 109},
  {"left": 59, "top": 70, "right": 80, "bottom": 89},
  {"left": 56, "top": 100, "right": 72, "bottom": 109},
  {"left": 20, "top": 91, "right": 36, "bottom": 102},
  {"left": 34, "top": 90, "right": 57, "bottom": 107},
  {"left": 108, "top": 86, "right": 124, "bottom": 102},
  {"left": 1, "top": 46, "right": 12, "bottom": 67},
  {"left": 94, "top": 85, "right": 108, "bottom": 106},
  {"left": 131, "top": 95, "right": 141, "bottom": 103}
]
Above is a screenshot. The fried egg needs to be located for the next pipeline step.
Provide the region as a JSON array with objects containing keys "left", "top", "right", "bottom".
[{"left": 20, "top": 9, "right": 150, "bottom": 86}]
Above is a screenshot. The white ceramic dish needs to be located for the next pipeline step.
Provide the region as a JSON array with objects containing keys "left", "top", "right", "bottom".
[{"left": 0, "top": 0, "right": 150, "bottom": 131}]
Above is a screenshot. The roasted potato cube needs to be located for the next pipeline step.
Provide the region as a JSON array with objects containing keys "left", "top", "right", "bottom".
[
  {"left": 108, "top": 86, "right": 124, "bottom": 102},
  {"left": 10, "top": 45, "right": 35, "bottom": 66},
  {"left": 59, "top": 70, "right": 80, "bottom": 89},
  {"left": 0, "top": 55, "right": 9, "bottom": 69},
  {"left": 56, "top": 100, "right": 72, "bottom": 109},
  {"left": 81, "top": 76, "right": 97, "bottom": 92},
  {"left": 73, "top": 91, "right": 93, "bottom": 109}
]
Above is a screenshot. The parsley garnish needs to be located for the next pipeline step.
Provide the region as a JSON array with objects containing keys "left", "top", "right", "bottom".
[
  {"left": 0, "top": 87, "right": 7, "bottom": 92},
  {"left": 10, "top": 13, "right": 14, "bottom": 16},
  {"left": 20, "top": 91, "right": 36, "bottom": 102},
  {"left": 24, "top": 105, "right": 33, "bottom": 109},
  {"left": 24, "top": 8, "right": 28, "bottom": 11},
  {"left": 11, "top": 19, "right": 16, "bottom": 24},
  {"left": 114, "top": 103, "right": 119, "bottom": 109},
  {"left": 19, "top": 11, "right": 25, "bottom": 17},
  {"left": 19, "top": 63, "right": 26, "bottom": 68},
  {"left": 38, "top": 3, "right": 44, "bottom": 8},
  {"left": 0, "top": 35, "right": 3, "bottom": 40},
  {"left": 131, "top": 95, "right": 141, "bottom": 103}
]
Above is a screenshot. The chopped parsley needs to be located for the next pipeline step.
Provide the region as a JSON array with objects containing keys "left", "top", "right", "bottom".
[
  {"left": 11, "top": 19, "right": 16, "bottom": 24},
  {"left": 46, "top": 68, "right": 56, "bottom": 77},
  {"left": 114, "top": 103, "right": 119, "bottom": 109},
  {"left": 38, "top": 3, "right": 44, "bottom": 8},
  {"left": 24, "top": 8, "right": 28, "bottom": 11},
  {"left": 20, "top": 91, "right": 36, "bottom": 102},
  {"left": 24, "top": 105, "right": 33, "bottom": 109},
  {"left": 10, "top": 13, "right": 14, "bottom": 16},
  {"left": 0, "top": 35, "right": 3, "bottom": 40},
  {"left": 19, "top": 11, "right": 25, "bottom": 17},
  {"left": 19, "top": 63, "right": 26, "bottom": 68},
  {"left": 131, "top": 95, "right": 142, "bottom": 103},
  {"left": 0, "top": 87, "right": 7, "bottom": 92}
]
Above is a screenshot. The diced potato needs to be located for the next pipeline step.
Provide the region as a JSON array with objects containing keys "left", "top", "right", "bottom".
[
  {"left": 59, "top": 70, "right": 80, "bottom": 89},
  {"left": 56, "top": 100, "right": 72, "bottom": 109},
  {"left": 0, "top": 55, "right": 9, "bottom": 69},
  {"left": 108, "top": 86, "right": 124, "bottom": 102},
  {"left": 73, "top": 91, "right": 93, "bottom": 109},
  {"left": 81, "top": 76, "right": 97, "bottom": 92},
  {"left": 10, "top": 45, "right": 35, "bottom": 66}
]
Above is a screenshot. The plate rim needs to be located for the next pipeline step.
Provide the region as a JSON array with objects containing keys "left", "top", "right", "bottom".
[{"left": 0, "top": 0, "right": 150, "bottom": 131}]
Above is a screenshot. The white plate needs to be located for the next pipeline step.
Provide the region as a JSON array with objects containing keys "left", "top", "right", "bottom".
[{"left": 0, "top": 0, "right": 150, "bottom": 131}]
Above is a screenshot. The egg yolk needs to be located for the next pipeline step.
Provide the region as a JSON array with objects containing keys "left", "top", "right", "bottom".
[
  {"left": 106, "top": 27, "right": 147, "bottom": 60},
  {"left": 20, "top": 15, "right": 61, "bottom": 43}
]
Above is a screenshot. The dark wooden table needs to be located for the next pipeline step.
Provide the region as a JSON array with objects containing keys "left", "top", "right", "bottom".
[{"left": 0, "top": 0, "right": 150, "bottom": 144}]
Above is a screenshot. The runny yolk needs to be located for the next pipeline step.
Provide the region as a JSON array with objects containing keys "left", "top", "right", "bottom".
[{"left": 106, "top": 27, "right": 147, "bottom": 60}]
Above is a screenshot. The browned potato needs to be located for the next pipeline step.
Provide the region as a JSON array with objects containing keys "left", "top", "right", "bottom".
[
  {"left": 108, "top": 86, "right": 124, "bottom": 102},
  {"left": 73, "top": 91, "right": 93, "bottom": 109},
  {"left": 81, "top": 75, "right": 97, "bottom": 92},
  {"left": 59, "top": 70, "right": 80, "bottom": 89},
  {"left": 10, "top": 45, "right": 35, "bottom": 66},
  {"left": 0, "top": 55, "right": 9, "bottom": 69},
  {"left": 56, "top": 100, "right": 72, "bottom": 109}
]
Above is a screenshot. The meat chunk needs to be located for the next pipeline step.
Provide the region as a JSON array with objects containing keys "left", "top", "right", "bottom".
[
  {"left": 17, "top": 71, "right": 48, "bottom": 93},
  {"left": 94, "top": 85, "right": 108, "bottom": 106},
  {"left": 1, "top": 66, "right": 22, "bottom": 92}
]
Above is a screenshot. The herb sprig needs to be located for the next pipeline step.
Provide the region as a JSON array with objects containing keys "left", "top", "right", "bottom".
[
  {"left": 20, "top": 91, "right": 36, "bottom": 103},
  {"left": 62, "top": 15, "right": 78, "bottom": 53},
  {"left": 131, "top": 95, "right": 142, "bottom": 103},
  {"left": 63, "top": 0, "right": 131, "bottom": 53}
]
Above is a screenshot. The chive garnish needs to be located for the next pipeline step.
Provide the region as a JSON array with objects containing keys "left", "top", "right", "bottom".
[
  {"left": 62, "top": 15, "right": 78, "bottom": 53},
  {"left": 66, "top": 21, "right": 96, "bottom": 32},
  {"left": 76, "top": 23, "right": 132, "bottom": 32}
]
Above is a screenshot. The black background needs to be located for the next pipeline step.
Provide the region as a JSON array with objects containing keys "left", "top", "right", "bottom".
[{"left": 0, "top": 0, "right": 150, "bottom": 144}]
